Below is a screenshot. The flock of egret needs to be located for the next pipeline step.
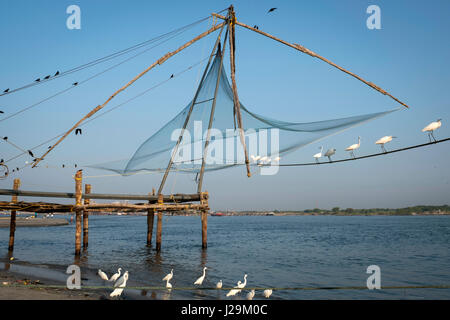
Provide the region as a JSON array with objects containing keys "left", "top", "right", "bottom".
[
  {"left": 98, "top": 267, "right": 273, "bottom": 300},
  {"left": 313, "top": 119, "right": 442, "bottom": 162}
]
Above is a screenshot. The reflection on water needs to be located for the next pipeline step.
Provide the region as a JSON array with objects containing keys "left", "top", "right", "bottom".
[{"left": 1, "top": 215, "right": 450, "bottom": 299}]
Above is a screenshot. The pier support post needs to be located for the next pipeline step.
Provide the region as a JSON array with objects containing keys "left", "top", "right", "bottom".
[
  {"left": 156, "top": 194, "right": 163, "bottom": 252},
  {"left": 8, "top": 178, "right": 20, "bottom": 252},
  {"left": 74, "top": 170, "right": 82, "bottom": 256},
  {"left": 147, "top": 192, "right": 155, "bottom": 245},
  {"left": 200, "top": 192, "right": 209, "bottom": 249},
  {"left": 83, "top": 184, "right": 91, "bottom": 250}
]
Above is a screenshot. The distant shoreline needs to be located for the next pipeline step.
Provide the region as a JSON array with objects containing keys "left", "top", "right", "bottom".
[{"left": 0, "top": 217, "right": 69, "bottom": 228}]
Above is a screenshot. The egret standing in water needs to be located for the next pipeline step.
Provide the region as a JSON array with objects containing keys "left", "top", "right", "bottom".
[
  {"left": 263, "top": 289, "right": 273, "bottom": 298},
  {"left": 345, "top": 136, "right": 361, "bottom": 159},
  {"left": 163, "top": 269, "right": 173, "bottom": 282},
  {"left": 194, "top": 267, "right": 207, "bottom": 285},
  {"left": 375, "top": 136, "right": 396, "bottom": 153},
  {"left": 97, "top": 269, "right": 109, "bottom": 281},
  {"left": 166, "top": 279, "right": 173, "bottom": 291},
  {"left": 109, "top": 268, "right": 122, "bottom": 282},
  {"left": 324, "top": 148, "right": 336, "bottom": 162},
  {"left": 313, "top": 146, "right": 323, "bottom": 163},
  {"left": 422, "top": 119, "right": 442, "bottom": 142},
  {"left": 110, "top": 271, "right": 129, "bottom": 298}
]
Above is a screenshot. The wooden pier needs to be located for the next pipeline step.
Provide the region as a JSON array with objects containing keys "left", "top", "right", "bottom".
[{"left": 0, "top": 170, "right": 210, "bottom": 255}]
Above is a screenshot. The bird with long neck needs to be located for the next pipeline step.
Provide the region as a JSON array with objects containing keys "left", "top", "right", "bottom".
[
  {"left": 422, "top": 119, "right": 442, "bottom": 142},
  {"left": 313, "top": 146, "right": 323, "bottom": 163},
  {"left": 194, "top": 267, "right": 207, "bottom": 285},
  {"left": 345, "top": 136, "right": 361, "bottom": 159}
]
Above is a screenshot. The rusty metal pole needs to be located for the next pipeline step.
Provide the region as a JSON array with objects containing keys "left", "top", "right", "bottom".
[
  {"left": 74, "top": 170, "right": 82, "bottom": 256},
  {"left": 8, "top": 178, "right": 21, "bottom": 252},
  {"left": 83, "top": 184, "right": 91, "bottom": 250}
]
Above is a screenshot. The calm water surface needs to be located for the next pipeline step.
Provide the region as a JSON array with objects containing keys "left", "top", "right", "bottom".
[{"left": 1, "top": 215, "right": 449, "bottom": 299}]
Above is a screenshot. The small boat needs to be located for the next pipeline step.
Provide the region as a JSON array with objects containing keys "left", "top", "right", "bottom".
[{"left": 210, "top": 212, "right": 224, "bottom": 216}]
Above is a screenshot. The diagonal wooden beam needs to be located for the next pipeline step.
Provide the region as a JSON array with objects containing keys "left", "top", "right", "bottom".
[
  {"left": 32, "top": 21, "right": 226, "bottom": 168},
  {"left": 212, "top": 13, "right": 410, "bottom": 109}
]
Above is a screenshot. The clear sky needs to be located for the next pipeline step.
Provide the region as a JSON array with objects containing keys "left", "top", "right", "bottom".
[{"left": 1, "top": 0, "right": 449, "bottom": 210}]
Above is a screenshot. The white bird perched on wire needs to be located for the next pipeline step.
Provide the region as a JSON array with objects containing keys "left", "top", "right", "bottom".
[
  {"left": 345, "top": 136, "right": 361, "bottom": 159},
  {"left": 162, "top": 269, "right": 173, "bottom": 282},
  {"left": 194, "top": 267, "right": 207, "bottom": 285},
  {"left": 226, "top": 281, "right": 242, "bottom": 297},
  {"left": 109, "top": 268, "right": 122, "bottom": 282},
  {"left": 422, "top": 119, "right": 442, "bottom": 142},
  {"left": 216, "top": 280, "right": 223, "bottom": 289},
  {"left": 375, "top": 136, "right": 396, "bottom": 153},
  {"left": 263, "top": 289, "right": 273, "bottom": 298},
  {"left": 246, "top": 289, "right": 255, "bottom": 300},
  {"left": 324, "top": 148, "right": 336, "bottom": 162},
  {"left": 110, "top": 271, "right": 129, "bottom": 298},
  {"left": 313, "top": 146, "right": 323, "bottom": 163},
  {"left": 97, "top": 269, "right": 109, "bottom": 281}
]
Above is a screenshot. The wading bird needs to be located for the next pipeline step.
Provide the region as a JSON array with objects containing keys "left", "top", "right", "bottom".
[
  {"left": 109, "top": 268, "right": 122, "bottom": 282},
  {"left": 110, "top": 271, "right": 128, "bottom": 298},
  {"left": 422, "top": 119, "right": 442, "bottom": 142},
  {"left": 246, "top": 289, "right": 255, "bottom": 300},
  {"left": 98, "top": 269, "right": 109, "bottom": 281},
  {"left": 263, "top": 289, "right": 272, "bottom": 298},
  {"left": 226, "top": 281, "right": 242, "bottom": 297},
  {"left": 345, "top": 136, "right": 361, "bottom": 159},
  {"left": 163, "top": 269, "right": 173, "bottom": 282},
  {"left": 324, "top": 148, "right": 336, "bottom": 162},
  {"left": 313, "top": 146, "right": 323, "bottom": 163},
  {"left": 194, "top": 267, "right": 207, "bottom": 285},
  {"left": 166, "top": 279, "right": 172, "bottom": 290},
  {"left": 375, "top": 136, "right": 396, "bottom": 153},
  {"left": 216, "top": 280, "right": 223, "bottom": 289}
]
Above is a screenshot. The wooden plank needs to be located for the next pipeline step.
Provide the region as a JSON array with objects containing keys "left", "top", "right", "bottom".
[
  {"left": 83, "top": 184, "right": 91, "bottom": 250},
  {"left": 8, "top": 178, "right": 20, "bottom": 251}
]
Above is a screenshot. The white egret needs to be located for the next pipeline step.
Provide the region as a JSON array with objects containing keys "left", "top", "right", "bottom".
[
  {"left": 422, "top": 119, "right": 442, "bottom": 142},
  {"left": 162, "top": 269, "right": 173, "bottom": 282},
  {"left": 263, "top": 289, "right": 273, "bottom": 298},
  {"left": 375, "top": 136, "right": 396, "bottom": 153},
  {"left": 194, "top": 267, "right": 207, "bottom": 285},
  {"left": 324, "top": 148, "right": 336, "bottom": 162},
  {"left": 238, "top": 274, "right": 248, "bottom": 290},
  {"left": 110, "top": 271, "right": 129, "bottom": 298},
  {"left": 97, "top": 269, "right": 109, "bottom": 281},
  {"left": 109, "top": 268, "right": 122, "bottom": 282},
  {"left": 246, "top": 289, "right": 255, "bottom": 300},
  {"left": 345, "top": 136, "right": 361, "bottom": 159},
  {"left": 216, "top": 280, "right": 223, "bottom": 289},
  {"left": 226, "top": 281, "right": 242, "bottom": 297},
  {"left": 313, "top": 146, "right": 323, "bottom": 163},
  {"left": 166, "top": 279, "right": 172, "bottom": 290}
]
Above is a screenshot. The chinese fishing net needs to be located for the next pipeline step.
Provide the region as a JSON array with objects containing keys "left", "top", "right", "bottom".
[{"left": 90, "top": 48, "right": 398, "bottom": 175}]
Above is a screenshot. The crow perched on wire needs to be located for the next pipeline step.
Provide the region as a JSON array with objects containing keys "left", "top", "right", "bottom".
[
  {"left": 27, "top": 150, "right": 34, "bottom": 157},
  {"left": 35, "top": 78, "right": 40, "bottom": 82},
  {"left": 0, "top": 111, "right": 4, "bottom": 114},
  {"left": 75, "top": 128, "right": 82, "bottom": 135},
  {"left": 170, "top": 74, "right": 174, "bottom": 78},
  {"left": 3, "top": 137, "right": 7, "bottom": 141},
  {"left": 3, "top": 88, "right": 9, "bottom": 93},
  {"left": 54, "top": 71, "right": 60, "bottom": 76},
  {"left": 72, "top": 82, "right": 78, "bottom": 86},
  {"left": 44, "top": 75, "right": 50, "bottom": 80},
  {"left": 253, "top": 25, "right": 259, "bottom": 29},
  {"left": 268, "top": 8, "right": 277, "bottom": 13}
]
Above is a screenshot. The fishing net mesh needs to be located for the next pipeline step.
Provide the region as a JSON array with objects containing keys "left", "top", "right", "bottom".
[{"left": 90, "top": 49, "right": 398, "bottom": 175}]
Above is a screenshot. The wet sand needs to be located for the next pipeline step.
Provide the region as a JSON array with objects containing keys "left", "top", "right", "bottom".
[{"left": 0, "top": 217, "right": 69, "bottom": 228}]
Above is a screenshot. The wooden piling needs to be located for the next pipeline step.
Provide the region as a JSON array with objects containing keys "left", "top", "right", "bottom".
[
  {"left": 156, "top": 194, "right": 163, "bottom": 251},
  {"left": 74, "top": 170, "right": 82, "bottom": 256},
  {"left": 8, "top": 178, "right": 20, "bottom": 252},
  {"left": 200, "top": 192, "right": 209, "bottom": 249},
  {"left": 83, "top": 184, "right": 91, "bottom": 250},
  {"left": 147, "top": 192, "right": 155, "bottom": 245}
]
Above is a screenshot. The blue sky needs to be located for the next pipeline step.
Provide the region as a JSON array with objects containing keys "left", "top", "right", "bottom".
[{"left": 1, "top": 0, "right": 449, "bottom": 210}]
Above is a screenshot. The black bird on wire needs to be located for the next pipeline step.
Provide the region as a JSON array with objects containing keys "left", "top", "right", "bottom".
[
  {"left": 62, "top": 164, "right": 65, "bottom": 168},
  {"left": 0, "top": 111, "right": 4, "bottom": 114},
  {"left": 54, "top": 71, "right": 60, "bottom": 76},
  {"left": 27, "top": 150, "right": 34, "bottom": 157},
  {"left": 72, "top": 82, "right": 78, "bottom": 86},
  {"left": 35, "top": 78, "right": 40, "bottom": 82},
  {"left": 170, "top": 74, "right": 174, "bottom": 78},
  {"left": 3, "top": 137, "right": 7, "bottom": 141},
  {"left": 3, "top": 88, "right": 9, "bottom": 93},
  {"left": 253, "top": 25, "right": 259, "bottom": 29},
  {"left": 44, "top": 75, "right": 50, "bottom": 80},
  {"left": 268, "top": 8, "right": 277, "bottom": 13},
  {"left": 48, "top": 146, "right": 52, "bottom": 149},
  {"left": 75, "top": 128, "right": 82, "bottom": 135}
]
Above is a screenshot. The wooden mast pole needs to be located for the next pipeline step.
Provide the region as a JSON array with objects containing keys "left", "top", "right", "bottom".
[
  {"left": 157, "top": 22, "right": 227, "bottom": 196},
  {"left": 8, "top": 178, "right": 20, "bottom": 252},
  {"left": 32, "top": 21, "right": 226, "bottom": 168},
  {"left": 227, "top": 6, "right": 251, "bottom": 177},
  {"left": 197, "top": 28, "right": 229, "bottom": 193},
  {"left": 212, "top": 13, "right": 410, "bottom": 109}
]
